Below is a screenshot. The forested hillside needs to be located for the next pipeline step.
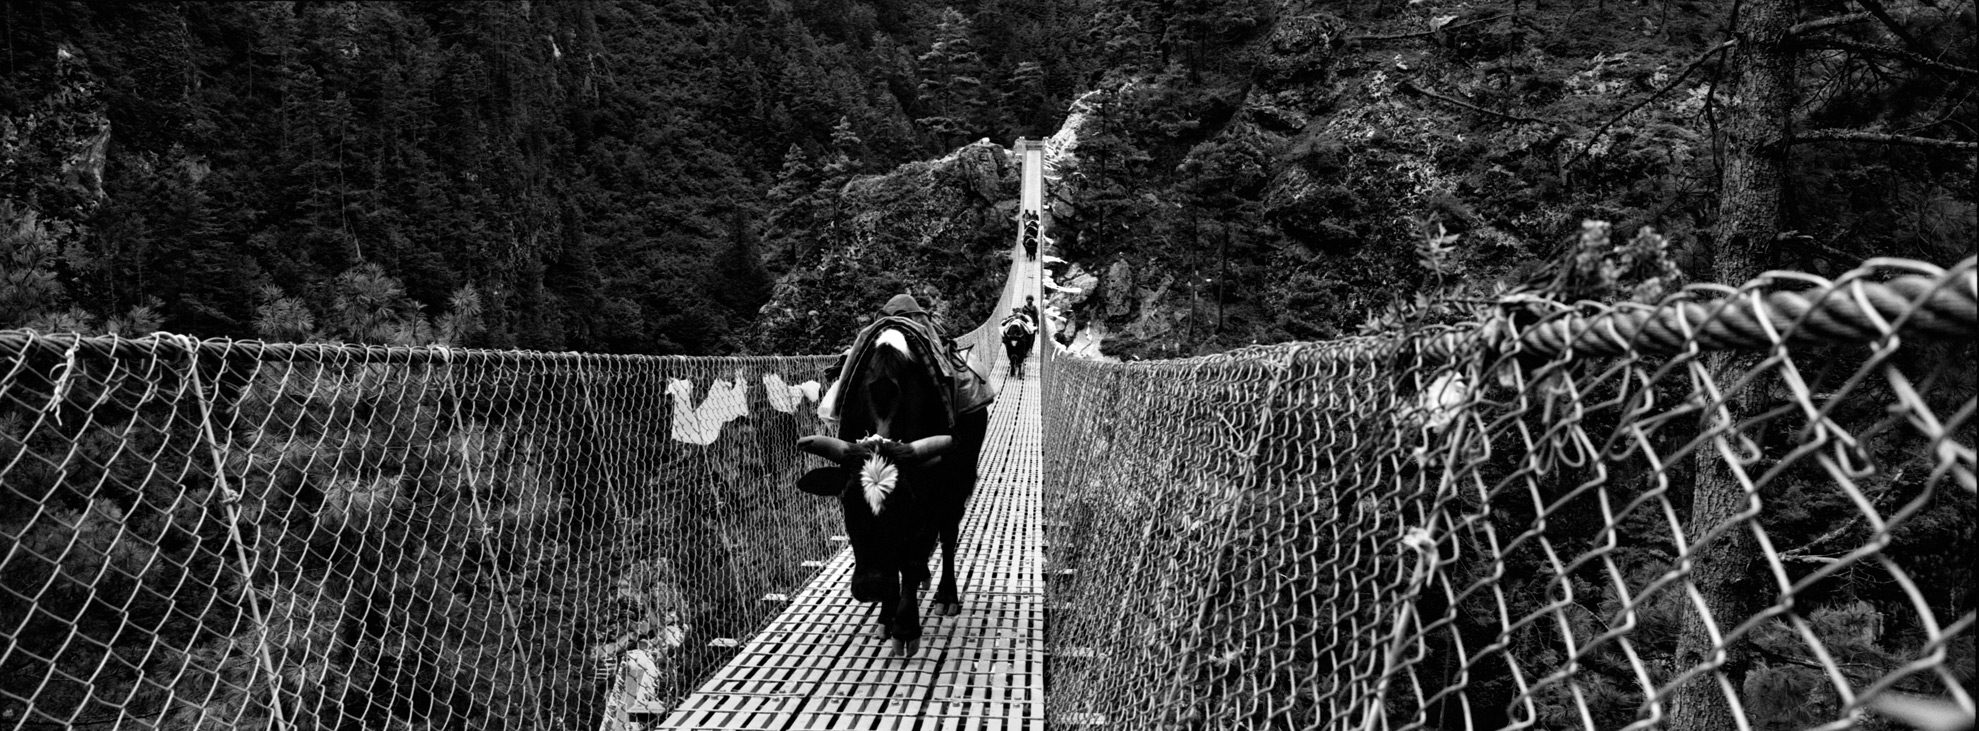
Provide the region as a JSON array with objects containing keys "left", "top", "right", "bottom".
[
  {"left": 5, "top": 1, "right": 1974, "bottom": 356},
  {"left": 1033, "top": 0, "right": 1976, "bottom": 358},
  {"left": 2, "top": 0, "right": 1089, "bottom": 354},
  {"left": 1010, "top": 4, "right": 1975, "bottom": 729}
]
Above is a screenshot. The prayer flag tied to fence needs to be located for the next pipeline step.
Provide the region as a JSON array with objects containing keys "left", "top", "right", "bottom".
[{"left": 2, "top": 255, "right": 1974, "bottom": 730}]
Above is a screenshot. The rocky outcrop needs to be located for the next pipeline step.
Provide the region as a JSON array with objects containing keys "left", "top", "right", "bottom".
[
  {"left": 1103, "top": 260, "right": 1135, "bottom": 319},
  {"left": 1251, "top": 14, "right": 1346, "bottom": 88},
  {"left": 751, "top": 140, "right": 1018, "bottom": 355}
]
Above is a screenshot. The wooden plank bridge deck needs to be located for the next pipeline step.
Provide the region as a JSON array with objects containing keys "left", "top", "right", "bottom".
[{"left": 657, "top": 362, "right": 1045, "bottom": 730}]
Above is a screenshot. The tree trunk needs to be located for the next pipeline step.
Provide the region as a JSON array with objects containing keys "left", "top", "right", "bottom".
[
  {"left": 1670, "top": 1, "right": 1796, "bottom": 729},
  {"left": 1713, "top": 1, "right": 1797, "bottom": 282},
  {"left": 1215, "top": 226, "right": 1228, "bottom": 333},
  {"left": 1186, "top": 212, "right": 1200, "bottom": 346}
]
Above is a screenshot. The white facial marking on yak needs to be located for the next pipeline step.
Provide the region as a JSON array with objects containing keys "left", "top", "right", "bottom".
[{"left": 859, "top": 449, "right": 899, "bottom": 514}]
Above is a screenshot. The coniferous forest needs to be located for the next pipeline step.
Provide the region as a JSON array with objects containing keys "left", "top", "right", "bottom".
[
  {"left": 2, "top": 0, "right": 1086, "bottom": 353},
  {"left": 4, "top": 1, "right": 1973, "bottom": 356}
]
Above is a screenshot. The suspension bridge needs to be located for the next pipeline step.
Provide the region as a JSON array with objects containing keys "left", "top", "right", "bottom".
[
  {"left": 0, "top": 138, "right": 1973, "bottom": 731},
  {"left": 647, "top": 140, "right": 1052, "bottom": 729}
]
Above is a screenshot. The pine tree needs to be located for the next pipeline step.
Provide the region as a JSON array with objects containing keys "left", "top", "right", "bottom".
[
  {"left": 0, "top": 42, "right": 107, "bottom": 330},
  {"left": 709, "top": 209, "right": 772, "bottom": 330},
  {"left": 1088, "top": 3, "right": 1157, "bottom": 73},
  {"left": 763, "top": 144, "right": 824, "bottom": 271},
  {"left": 253, "top": 285, "right": 318, "bottom": 342},
  {"left": 914, "top": 8, "right": 989, "bottom": 148},
  {"left": 824, "top": 115, "right": 865, "bottom": 181},
  {"left": 1163, "top": 0, "right": 1270, "bottom": 79},
  {"left": 1000, "top": 60, "right": 1048, "bottom": 138},
  {"left": 0, "top": 203, "right": 76, "bottom": 330},
  {"left": 328, "top": 262, "right": 421, "bottom": 344},
  {"left": 1065, "top": 88, "right": 1154, "bottom": 261},
  {"left": 816, "top": 116, "right": 865, "bottom": 249}
]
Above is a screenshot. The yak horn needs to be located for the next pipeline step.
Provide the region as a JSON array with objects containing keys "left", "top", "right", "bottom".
[
  {"left": 906, "top": 436, "right": 953, "bottom": 461},
  {"left": 798, "top": 435, "right": 856, "bottom": 463}
]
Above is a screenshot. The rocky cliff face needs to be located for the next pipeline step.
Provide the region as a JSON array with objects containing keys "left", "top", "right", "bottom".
[{"left": 751, "top": 140, "right": 1018, "bottom": 355}]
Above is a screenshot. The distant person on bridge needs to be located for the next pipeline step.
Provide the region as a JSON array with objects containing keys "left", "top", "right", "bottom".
[{"left": 1020, "top": 295, "right": 1038, "bottom": 325}]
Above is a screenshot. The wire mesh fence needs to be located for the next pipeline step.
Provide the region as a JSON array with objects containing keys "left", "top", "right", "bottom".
[
  {"left": 0, "top": 335, "right": 838, "bottom": 730},
  {"left": 4, "top": 254, "right": 1972, "bottom": 731},
  {"left": 1042, "top": 257, "right": 1976, "bottom": 731}
]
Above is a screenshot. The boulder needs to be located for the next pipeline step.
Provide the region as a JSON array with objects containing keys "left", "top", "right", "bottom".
[
  {"left": 1104, "top": 261, "right": 1135, "bottom": 319},
  {"left": 1250, "top": 106, "right": 1307, "bottom": 134},
  {"left": 1251, "top": 14, "right": 1346, "bottom": 89},
  {"left": 1050, "top": 265, "right": 1100, "bottom": 308},
  {"left": 1265, "top": 170, "right": 1368, "bottom": 252}
]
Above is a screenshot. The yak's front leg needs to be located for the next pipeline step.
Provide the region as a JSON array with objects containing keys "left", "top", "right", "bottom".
[
  {"left": 890, "top": 569, "right": 923, "bottom": 655},
  {"left": 874, "top": 599, "right": 895, "bottom": 641},
  {"left": 931, "top": 526, "right": 963, "bottom": 617},
  {"left": 858, "top": 570, "right": 900, "bottom": 640}
]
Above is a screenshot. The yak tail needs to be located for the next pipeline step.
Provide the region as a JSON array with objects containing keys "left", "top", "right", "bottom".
[{"left": 860, "top": 455, "right": 899, "bottom": 514}]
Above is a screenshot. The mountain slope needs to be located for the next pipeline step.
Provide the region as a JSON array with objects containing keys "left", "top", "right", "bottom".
[{"left": 1036, "top": 0, "right": 1975, "bottom": 359}]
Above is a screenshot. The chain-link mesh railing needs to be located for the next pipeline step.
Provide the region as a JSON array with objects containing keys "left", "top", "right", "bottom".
[
  {"left": 1043, "top": 257, "right": 1976, "bottom": 731},
  {"left": 0, "top": 336, "right": 839, "bottom": 729},
  {"left": 6, "top": 252, "right": 1972, "bottom": 731}
]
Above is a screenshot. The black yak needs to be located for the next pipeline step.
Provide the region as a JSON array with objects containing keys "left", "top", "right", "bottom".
[
  {"left": 797, "top": 319, "right": 990, "bottom": 655},
  {"left": 1000, "top": 309, "right": 1035, "bottom": 379}
]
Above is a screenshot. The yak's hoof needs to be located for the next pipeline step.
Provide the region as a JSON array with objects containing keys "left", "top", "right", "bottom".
[
  {"left": 891, "top": 637, "right": 919, "bottom": 656},
  {"left": 933, "top": 601, "right": 962, "bottom": 617},
  {"left": 874, "top": 622, "right": 891, "bottom": 639}
]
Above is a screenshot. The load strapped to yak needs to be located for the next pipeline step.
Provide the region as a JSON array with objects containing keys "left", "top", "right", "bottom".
[{"left": 817, "top": 294, "right": 995, "bottom": 434}]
